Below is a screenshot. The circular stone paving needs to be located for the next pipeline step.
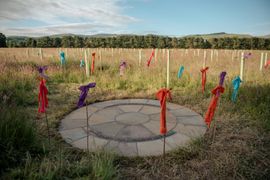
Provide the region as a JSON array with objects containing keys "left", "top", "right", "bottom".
[{"left": 59, "top": 99, "right": 207, "bottom": 157}]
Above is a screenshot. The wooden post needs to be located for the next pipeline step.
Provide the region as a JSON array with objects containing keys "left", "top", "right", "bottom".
[
  {"left": 155, "top": 48, "right": 157, "bottom": 63},
  {"left": 260, "top": 52, "right": 264, "bottom": 71},
  {"left": 240, "top": 52, "right": 245, "bottom": 80},
  {"left": 65, "top": 48, "right": 68, "bottom": 60},
  {"left": 139, "top": 49, "right": 142, "bottom": 66},
  {"left": 85, "top": 50, "right": 90, "bottom": 77},
  {"left": 265, "top": 53, "right": 268, "bottom": 66},
  {"left": 40, "top": 48, "right": 43, "bottom": 60},
  {"left": 210, "top": 50, "right": 213, "bottom": 62},
  {"left": 166, "top": 49, "right": 170, "bottom": 88},
  {"left": 99, "top": 49, "right": 102, "bottom": 66},
  {"left": 27, "top": 48, "right": 30, "bottom": 58},
  {"left": 203, "top": 50, "right": 207, "bottom": 68}
]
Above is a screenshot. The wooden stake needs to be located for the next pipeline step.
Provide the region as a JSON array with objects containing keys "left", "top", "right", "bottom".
[
  {"left": 240, "top": 52, "right": 245, "bottom": 80},
  {"left": 99, "top": 49, "right": 102, "bottom": 66},
  {"left": 203, "top": 50, "right": 206, "bottom": 68},
  {"left": 265, "top": 53, "right": 268, "bottom": 66},
  {"left": 85, "top": 50, "right": 90, "bottom": 77},
  {"left": 210, "top": 50, "right": 213, "bottom": 62},
  {"left": 260, "top": 52, "right": 264, "bottom": 71},
  {"left": 166, "top": 49, "right": 170, "bottom": 88},
  {"left": 154, "top": 48, "right": 157, "bottom": 63},
  {"left": 40, "top": 48, "right": 43, "bottom": 60},
  {"left": 139, "top": 49, "right": 142, "bottom": 66}
]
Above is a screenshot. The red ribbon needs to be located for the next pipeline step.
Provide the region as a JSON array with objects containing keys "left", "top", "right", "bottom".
[
  {"left": 156, "top": 88, "right": 172, "bottom": 135},
  {"left": 91, "top": 52, "right": 95, "bottom": 74},
  {"left": 38, "top": 78, "right": 48, "bottom": 113},
  {"left": 147, "top": 50, "right": 155, "bottom": 67},
  {"left": 204, "top": 85, "right": 224, "bottom": 127},
  {"left": 200, "top": 67, "right": 209, "bottom": 93}
]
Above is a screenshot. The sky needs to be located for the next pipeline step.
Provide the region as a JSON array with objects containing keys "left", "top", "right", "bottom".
[{"left": 0, "top": 0, "right": 269, "bottom": 37}]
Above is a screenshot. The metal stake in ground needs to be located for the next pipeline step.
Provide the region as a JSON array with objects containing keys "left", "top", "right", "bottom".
[
  {"left": 86, "top": 101, "right": 89, "bottom": 152},
  {"left": 77, "top": 82, "right": 96, "bottom": 152},
  {"left": 163, "top": 133, "right": 166, "bottom": 164},
  {"left": 45, "top": 110, "right": 50, "bottom": 145}
]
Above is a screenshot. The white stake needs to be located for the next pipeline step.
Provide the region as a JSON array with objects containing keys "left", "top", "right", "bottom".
[
  {"left": 40, "top": 48, "right": 43, "bottom": 60},
  {"left": 155, "top": 48, "right": 157, "bottom": 63},
  {"left": 260, "top": 52, "right": 264, "bottom": 71},
  {"left": 265, "top": 53, "right": 268, "bottom": 66},
  {"left": 166, "top": 49, "right": 170, "bottom": 88},
  {"left": 139, "top": 49, "right": 142, "bottom": 66},
  {"left": 85, "top": 50, "right": 90, "bottom": 77},
  {"left": 203, "top": 50, "right": 207, "bottom": 68},
  {"left": 240, "top": 52, "right": 245, "bottom": 80}
]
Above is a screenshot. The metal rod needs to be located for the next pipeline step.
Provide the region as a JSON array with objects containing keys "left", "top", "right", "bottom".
[
  {"left": 86, "top": 103, "right": 89, "bottom": 152},
  {"left": 163, "top": 134, "right": 166, "bottom": 163},
  {"left": 45, "top": 110, "right": 50, "bottom": 145}
]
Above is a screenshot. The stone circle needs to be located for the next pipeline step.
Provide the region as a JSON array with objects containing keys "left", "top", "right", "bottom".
[{"left": 59, "top": 99, "right": 207, "bottom": 156}]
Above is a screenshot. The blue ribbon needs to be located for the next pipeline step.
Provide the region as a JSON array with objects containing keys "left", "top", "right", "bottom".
[
  {"left": 232, "top": 76, "right": 242, "bottom": 102},
  {"left": 177, "top": 66, "right": 184, "bottom": 78}
]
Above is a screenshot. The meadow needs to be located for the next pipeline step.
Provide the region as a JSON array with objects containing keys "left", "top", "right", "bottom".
[{"left": 0, "top": 47, "right": 269, "bottom": 179}]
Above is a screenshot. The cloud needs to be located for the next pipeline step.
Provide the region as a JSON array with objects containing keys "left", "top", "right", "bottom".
[
  {"left": 0, "top": 0, "right": 138, "bottom": 36},
  {"left": 1, "top": 23, "right": 117, "bottom": 36}
]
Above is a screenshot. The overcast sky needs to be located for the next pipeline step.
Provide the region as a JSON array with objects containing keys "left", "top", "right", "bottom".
[{"left": 0, "top": 0, "right": 269, "bottom": 37}]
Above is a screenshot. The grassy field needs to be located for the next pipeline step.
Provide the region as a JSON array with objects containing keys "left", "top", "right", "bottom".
[{"left": 0, "top": 48, "right": 269, "bottom": 179}]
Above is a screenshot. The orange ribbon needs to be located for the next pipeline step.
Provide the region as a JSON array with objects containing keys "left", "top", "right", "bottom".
[
  {"left": 204, "top": 85, "right": 224, "bottom": 128},
  {"left": 156, "top": 88, "right": 172, "bottom": 135},
  {"left": 200, "top": 67, "right": 209, "bottom": 93}
]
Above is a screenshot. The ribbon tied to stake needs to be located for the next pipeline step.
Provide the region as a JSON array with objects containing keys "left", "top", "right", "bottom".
[
  {"left": 77, "top": 82, "right": 96, "bottom": 108},
  {"left": 60, "top": 51, "right": 65, "bottom": 66},
  {"left": 204, "top": 72, "right": 226, "bottom": 128},
  {"left": 200, "top": 67, "right": 209, "bottom": 93},
  {"left": 232, "top": 76, "right": 242, "bottom": 102},
  {"left": 147, "top": 50, "right": 155, "bottom": 67},
  {"left": 177, "top": 66, "right": 184, "bottom": 78},
  {"left": 156, "top": 88, "right": 172, "bottom": 135},
  {"left": 38, "top": 78, "right": 48, "bottom": 113},
  {"left": 91, "top": 53, "right": 96, "bottom": 74}
]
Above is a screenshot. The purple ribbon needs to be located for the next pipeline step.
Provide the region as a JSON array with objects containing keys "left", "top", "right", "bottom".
[
  {"left": 217, "top": 71, "right": 226, "bottom": 96},
  {"left": 244, "top": 52, "right": 252, "bottom": 59},
  {"left": 219, "top": 71, "right": 227, "bottom": 86},
  {"left": 38, "top": 66, "right": 48, "bottom": 79},
  {"left": 77, "top": 82, "right": 96, "bottom": 108},
  {"left": 120, "top": 60, "right": 127, "bottom": 67}
]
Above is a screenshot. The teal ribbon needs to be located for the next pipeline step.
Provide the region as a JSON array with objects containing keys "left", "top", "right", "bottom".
[
  {"left": 177, "top": 66, "right": 184, "bottom": 78},
  {"left": 60, "top": 51, "right": 65, "bottom": 66},
  {"left": 80, "top": 59, "right": 85, "bottom": 67},
  {"left": 232, "top": 76, "right": 242, "bottom": 102}
]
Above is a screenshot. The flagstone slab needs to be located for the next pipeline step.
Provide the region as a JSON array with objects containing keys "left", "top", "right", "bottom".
[{"left": 59, "top": 99, "right": 207, "bottom": 157}]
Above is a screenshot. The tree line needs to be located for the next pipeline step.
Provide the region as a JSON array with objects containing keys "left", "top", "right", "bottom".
[{"left": 1, "top": 32, "right": 270, "bottom": 49}]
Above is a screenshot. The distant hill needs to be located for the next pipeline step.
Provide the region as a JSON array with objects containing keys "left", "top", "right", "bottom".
[
  {"left": 6, "top": 32, "right": 270, "bottom": 40},
  {"left": 182, "top": 32, "right": 253, "bottom": 39},
  {"left": 261, "top": 34, "right": 270, "bottom": 38}
]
